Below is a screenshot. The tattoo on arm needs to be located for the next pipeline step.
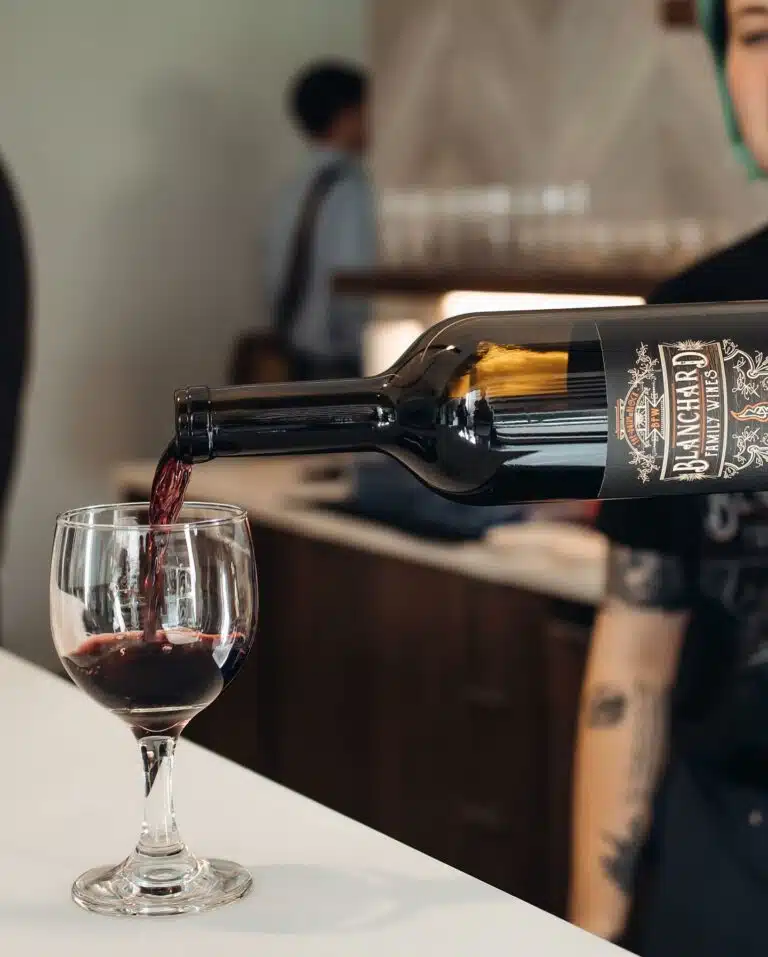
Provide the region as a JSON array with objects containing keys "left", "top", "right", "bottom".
[
  {"left": 587, "top": 685, "right": 628, "bottom": 728},
  {"left": 586, "top": 681, "right": 666, "bottom": 788},
  {"left": 600, "top": 815, "right": 645, "bottom": 896},
  {"left": 606, "top": 544, "right": 690, "bottom": 609},
  {"left": 585, "top": 681, "right": 666, "bottom": 795},
  {"left": 593, "top": 687, "right": 664, "bottom": 897},
  {"left": 585, "top": 678, "right": 666, "bottom": 897}
]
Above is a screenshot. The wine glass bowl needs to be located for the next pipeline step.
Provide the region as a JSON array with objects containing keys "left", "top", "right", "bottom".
[{"left": 50, "top": 502, "right": 258, "bottom": 916}]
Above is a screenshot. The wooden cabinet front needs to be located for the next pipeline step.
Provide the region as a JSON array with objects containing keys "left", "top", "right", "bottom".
[{"left": 179, "top": 518, "right": 593, "bottom": 917}]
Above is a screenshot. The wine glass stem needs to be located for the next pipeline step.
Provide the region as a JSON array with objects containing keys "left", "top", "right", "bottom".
[{"left": 136, "top": 734, "right": 185, "bottom": 857}]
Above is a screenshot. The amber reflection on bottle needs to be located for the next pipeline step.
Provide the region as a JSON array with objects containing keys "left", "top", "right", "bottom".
[{"left": 447, "top": 341, "right": 569, "bottom": 401}]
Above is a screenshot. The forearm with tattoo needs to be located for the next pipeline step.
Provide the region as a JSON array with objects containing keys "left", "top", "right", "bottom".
[
  {"left": 570, "top": 546, "right": 687, "bottom": 939},
  {"left": 584, "top": 679, "right": 666, "bottom": 895}
]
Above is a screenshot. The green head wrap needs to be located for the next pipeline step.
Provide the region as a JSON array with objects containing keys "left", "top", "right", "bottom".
[{"left": 698, "top": 0, "right": 764, "bottom": 178}]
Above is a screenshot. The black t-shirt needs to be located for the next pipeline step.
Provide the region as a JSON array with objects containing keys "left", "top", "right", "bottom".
[{"left": 598, "top": 225, "right": 768, "bottom": 768}]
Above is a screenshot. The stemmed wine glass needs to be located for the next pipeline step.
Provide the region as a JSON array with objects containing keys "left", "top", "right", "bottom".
[{"left": 50, "top": 502, "right": 258, "bottom": 916}]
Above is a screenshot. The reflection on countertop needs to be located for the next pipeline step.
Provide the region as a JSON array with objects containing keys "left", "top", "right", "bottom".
[{"left": 113, "top": 455, "right": 607, "bottom": 605}]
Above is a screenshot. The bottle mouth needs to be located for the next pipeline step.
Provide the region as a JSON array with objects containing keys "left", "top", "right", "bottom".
[{"left": 174, "top": 386, "right": 214, "bottom": 463}]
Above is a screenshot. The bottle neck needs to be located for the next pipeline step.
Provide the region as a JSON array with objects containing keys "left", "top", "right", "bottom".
[{"left": 174, "top": 377, "right": 396, "bottom": 464}]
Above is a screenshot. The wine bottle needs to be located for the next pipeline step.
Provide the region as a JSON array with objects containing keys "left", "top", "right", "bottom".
[{"left": 174, "top": 301, "right": 768, "bottom": 503}]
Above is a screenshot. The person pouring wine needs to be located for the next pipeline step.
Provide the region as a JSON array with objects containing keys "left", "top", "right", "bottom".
[{"left": 570, "top": 2, "right": 768, "bottom": 954}]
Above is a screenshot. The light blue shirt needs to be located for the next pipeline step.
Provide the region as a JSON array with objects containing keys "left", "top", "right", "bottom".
[{"left": 264, "top": 147, "right": 376, "bottom": 361}]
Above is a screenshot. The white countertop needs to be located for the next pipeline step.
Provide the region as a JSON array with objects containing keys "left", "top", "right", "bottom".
[
  {"left": 0, "top": 648, "right": 622, "bottom": 955},
  {"left": 113, "top": 457, "right": 607, "bottom": 605}
]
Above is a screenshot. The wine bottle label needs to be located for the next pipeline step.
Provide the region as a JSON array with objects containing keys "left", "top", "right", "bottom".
[{"left": 599, "top": 317, "right": 768, "bottom": 497}]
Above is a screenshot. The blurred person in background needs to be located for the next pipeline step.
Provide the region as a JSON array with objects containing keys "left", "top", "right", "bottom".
[
  {"left": 264, "top": 60, "right": 375, "bottom": 381},
  {"left": 570, "top": 2, "right": 768, "bottom": 955},
  {"left": 0, "top": 153, "right": 29, "bottom": 570}
]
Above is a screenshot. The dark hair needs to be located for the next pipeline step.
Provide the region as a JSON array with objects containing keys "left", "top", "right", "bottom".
[
  {"left": 711, "top": 0, "right": 727, "bottom": 59},
  {"left": 289, "top": 61, "right": 368, "bottom": 138}
]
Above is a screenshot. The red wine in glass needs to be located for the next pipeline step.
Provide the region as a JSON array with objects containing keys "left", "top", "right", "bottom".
[
  {"left": 62, "top": 442, "right": 251, "bottom": 733},
  {"left": 61, "top": 439, "right": 248, "bottom": 734},
  {"left": 62, "top": 631, "right": 248, "bottom": 734}
]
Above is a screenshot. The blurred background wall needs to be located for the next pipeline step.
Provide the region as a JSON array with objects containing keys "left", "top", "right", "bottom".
[
  {"left": 373, "top": 0, "right": 768, "bottom": 225},
  {"left": 0, "top": 0, "right": 368, "bottom": 668}
]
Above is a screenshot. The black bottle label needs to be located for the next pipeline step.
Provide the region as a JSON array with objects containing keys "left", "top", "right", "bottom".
[{"left": 599, "top": 317, "right": 768, "bottom": 498}]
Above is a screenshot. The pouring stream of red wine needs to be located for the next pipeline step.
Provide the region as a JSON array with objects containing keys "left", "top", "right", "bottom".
[{"left": 143, "top": 441, "right": 192, "bottom": 641}]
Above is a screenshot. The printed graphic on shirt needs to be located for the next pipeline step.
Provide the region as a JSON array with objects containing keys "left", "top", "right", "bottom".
[
  {"left": 700, "top": 494, "right": 768, "bottom": 671},
  {"left": 599, "top": 492, "right": 768, "bottom": 759},
  {"left": 606, "top": 544, "right": 691, "bottom": 609},
  {"left": 600, "top": 318, "right": 768, "bottom": 497}
]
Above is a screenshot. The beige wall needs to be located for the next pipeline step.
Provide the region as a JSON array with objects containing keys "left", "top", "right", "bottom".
[
  {"left": 0, "top": 0, "right": 367, "bottom": 668},
  {"left": 372, "top": 0, "right": 768, "bottom": 225}
]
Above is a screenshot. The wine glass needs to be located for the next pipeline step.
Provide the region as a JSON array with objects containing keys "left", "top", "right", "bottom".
[{"left": 50, "top": 502, "right": 258, "bottom": 916}]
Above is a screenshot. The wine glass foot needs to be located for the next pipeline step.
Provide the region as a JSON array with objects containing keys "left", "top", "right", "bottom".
[{"left": 72, "top": 857, "right": 253, "bottom": 916}]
